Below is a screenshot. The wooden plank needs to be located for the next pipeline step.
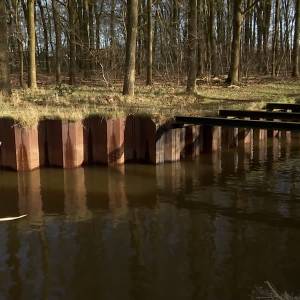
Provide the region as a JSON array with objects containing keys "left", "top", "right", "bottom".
[
  {"left": 265, "top": 103, "right": 300, "bottom": 112},
  {"left": 219, "top": 109, "right": 300, "bottom": 120},
  {"left": 175, "top": 116, "right": 300, "bottom": 131}
]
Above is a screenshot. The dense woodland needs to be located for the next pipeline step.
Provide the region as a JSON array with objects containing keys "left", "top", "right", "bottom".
[{"left": 0, "top": 0, "right": 299, "bottom": 97}]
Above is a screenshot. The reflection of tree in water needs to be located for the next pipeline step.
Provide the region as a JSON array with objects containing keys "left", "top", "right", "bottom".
[
  {"left": 84, "top": 167, "right": 110, "bottom": 211},
  {"left": 108, "top": 166, "right": 128, "bottom": 219},
  {"left": 18, "top": 140, "right": 29, "bottom": 171},
  {"left": 18, "top": 170, "right": 43, "bottom": 226},
  {"left": 128, "top": 209, "right": 150, "bottom": 300},
  {"left": 187, "top": 211, "right": 216, "bottom": 299},
  {"left": 64, "top": 168, "right": 91, "bottom": 222},
  {"left": 64, "top": 130, "right": 75, "bottom": 169},
  {"left": 0, "top": 172, "right": 19, "bottom": 218},
  {"left": 0, "top": 224, "right": 20, "bottom": 300},
  {"left": 40, "top": 170, "right": 65, "bottom": 215},
  {"left": 7, "top": 224, "right": 21, "bottom": 300},
  {"left": 43, "top": 219, "right": 78, "bottom": 299}
]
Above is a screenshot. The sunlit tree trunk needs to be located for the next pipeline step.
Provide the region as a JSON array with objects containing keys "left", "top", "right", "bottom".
[
  {"left": 18, "top": 38, "right": 25, "bottom": 88},
  {"left": 0, "top": 0, "right": 11, "bottom": 96},
  {"left": 110, "top": 0, "right": 116, "bottom": 69},
  {"left": 123, "top": 0, "right": 138, "bottom": 96},
  {"left": 292, "top": 0, "right": 300, "bottom": 77},
  {"left": 272, "top": 0, "right": 280, "bottom": 77},
  {"left": 136, "top": 0, "right": 143, "bottom": 76},
  {"left": 186, "top": 0, "right": 198, "bottom": 93},
  {"left": 95, "top": 2, "right": 100, "bottom": 49},
  {"left": 227, "top": 0, "right": 243, "bottom": 85},
  {"left": 197, "top": 0, "right": 204, "bottom": 76},
  {"left": 89, "top": 1, "right": 95, "bottom": 49},
  {"left": 256, "top": 3, "right": 263, "bottom": 72},
  {"left": 37, "top": 0, "right": 50, "bottom": 73},
  {"left": 209, "top": 0, "right": 217, "bottom": 76},
  {"left": 11, "top": 0, "right": 24, "bottom": 88},
  {"left": 78, "top": 0, "right": 89, "bottom": 73},
  {"left": 153, "top": 8, "right": 158, "bottom": 68},
  {"left": 52, "top": 0, "right": 61, "bottom": 84},
  {"left": 171, "top": 0, "right": 179, "bottom": 68},
  {"left": 28, "top": 0, "right": 37, "bottom": 89},
  {"left": 263, "top": 0, "right": 272, "bottom": 73},
  {"left": 146, "top": 0, "right": 153, "bottom": 85},
  {"left": 68, "top": 0, "right": 76, "bottom": 85},
  {"left": 244, "top": 0, "right": 251, "bottom": 63}
]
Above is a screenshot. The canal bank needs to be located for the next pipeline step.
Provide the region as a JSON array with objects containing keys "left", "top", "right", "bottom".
[
  {"left": 0, "top": 109, "right": 298, "bottom": 171},
  {"left": 0, "top": 115, "right": 202, "bottom": 171}
]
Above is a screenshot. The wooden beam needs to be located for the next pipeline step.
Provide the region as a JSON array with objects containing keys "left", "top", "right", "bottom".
[
  {"left": 265, "top": 103, "right": 300, "bottom": 112},
  {"left": 175, "top": 116, "right": 300, "bottom": 131},
  {"left": 219, "top": 109, "right": 300, "bottom": 120}
]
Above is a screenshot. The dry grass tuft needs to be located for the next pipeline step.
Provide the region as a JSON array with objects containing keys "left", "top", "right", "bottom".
[{"left": 1, "top": 78, "right": 299, "bottom": 127}]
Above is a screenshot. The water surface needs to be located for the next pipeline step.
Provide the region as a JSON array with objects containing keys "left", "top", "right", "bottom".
[{"left": 0, "top": 140, "right": 300, "bottom": 300}]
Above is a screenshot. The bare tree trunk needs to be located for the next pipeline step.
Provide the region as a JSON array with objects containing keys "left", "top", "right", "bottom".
[
  {"left": 272, "top": 0, "right": 280, "bottom": 77},
  {"left": 146, "top": 0, "right": 153, "bottom": 85},
  {"left": 197, "top": 0, "right": 203, "bottom": 76},
  {"left": 28, "top": 0, "right": 37, "bottom": 89},
  {"left": 292, "top": 0, "right": 300, "bottom": 77},
  {"left": 88, "top": 1, "right": 95, "bottom": 71},
  {"left": 89, "top": 1, "right": 95, "bottom": 49},
  {"left": 0, "top": 0, "right": 11, "bottom": 96},
  {"left": 227, "top": 0, "right": 243, "bottom": 85},
  {"left": 18, "top": 39, "right": 25, "bottom": 88},
  {"left": 136, "top": 0, "right": 143, "bottom": 76},
  {"left": 52, "top": 0, "right": 61, "bottom": 84},
  {"left": 186, "top": 0, "right": 198, "bottom": 93},
  {"left": 244, "top": 0, "right": 251, "bottom": 64},
  {"left": 110, "top": 0, "right": 116, "bottom": 70},
  {"left": 81, "top": 0, "right": 90, "bottom": 74},
  {"left": 256, "top": 3, "right": 263, "bottom": 72},
  {"left": 12, "top": 0, "right": 25, "bottom": 88},
  {"left": 37, "top": 0, "right": 50, "bottom": 73},
  {"left": 123, "top": 0, "right": 138, "bottom": 96},
  {"left": 95, "top": 15, "right": 100, "bottom": 50},
  {"left": 94, "top": 0, "right": 104, "bottom": 49},
  {"left": 209, "top": 0, "right": 217, "bottom": 76},
  {"left": 263, "top": 0, "right": 271, "bottom": 73},
  {"left": 68, "top": 0, "right": 76, "bottom": 85},
  {"left": 171, "top": 0, "right": 179, "bottom": 68},
  {"left": 153, "top": 8, "right": 158, "bottom": 68}
]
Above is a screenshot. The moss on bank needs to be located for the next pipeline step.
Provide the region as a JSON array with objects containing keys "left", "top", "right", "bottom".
[{"left": 0, "top": 78, "right": 299, "bottom": 127}]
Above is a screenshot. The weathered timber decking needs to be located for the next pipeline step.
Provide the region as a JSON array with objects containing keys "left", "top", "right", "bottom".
[
  {"left": 175, "top": 116, "right": 300, "bottom": 131},
  {"left": 265, "top": 103, "right": 300, "bottom": 112},
  {"left": 219, "top": 110, "right": 300, "bottom": 120}
]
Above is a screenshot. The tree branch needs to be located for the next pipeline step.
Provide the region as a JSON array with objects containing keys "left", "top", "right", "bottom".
[{"left": 242, "top": 0, "right": 260, "bottom": 15}]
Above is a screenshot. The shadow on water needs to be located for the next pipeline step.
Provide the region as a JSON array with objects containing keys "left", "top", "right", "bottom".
[{"left": 0, "top": 138, "right": 300, "bottom": 299}]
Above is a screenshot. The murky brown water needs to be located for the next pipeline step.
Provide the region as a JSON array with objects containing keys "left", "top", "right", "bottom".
[{"left": 0, "top": 140, "right": 300, "bottom": 300}]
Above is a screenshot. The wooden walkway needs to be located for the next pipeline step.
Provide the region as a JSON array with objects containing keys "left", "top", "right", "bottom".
[
  {"left": 219, "top": 109, "right": 300, "bottom": 120},
  {"left": 265, "top": 103, "right": 300, "bottom": 112},
  {"left": 176, "top": 103, "right": 300, "bottom": 131}
]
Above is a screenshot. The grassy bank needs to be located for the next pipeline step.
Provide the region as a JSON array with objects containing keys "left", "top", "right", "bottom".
[{"left": 1, "top": 77, "right": 300, "bottom": 126}]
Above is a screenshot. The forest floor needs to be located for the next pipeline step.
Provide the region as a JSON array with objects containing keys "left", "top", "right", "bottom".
[{"left": 1, "top": 75, "right": 300, "bottom": 126}]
